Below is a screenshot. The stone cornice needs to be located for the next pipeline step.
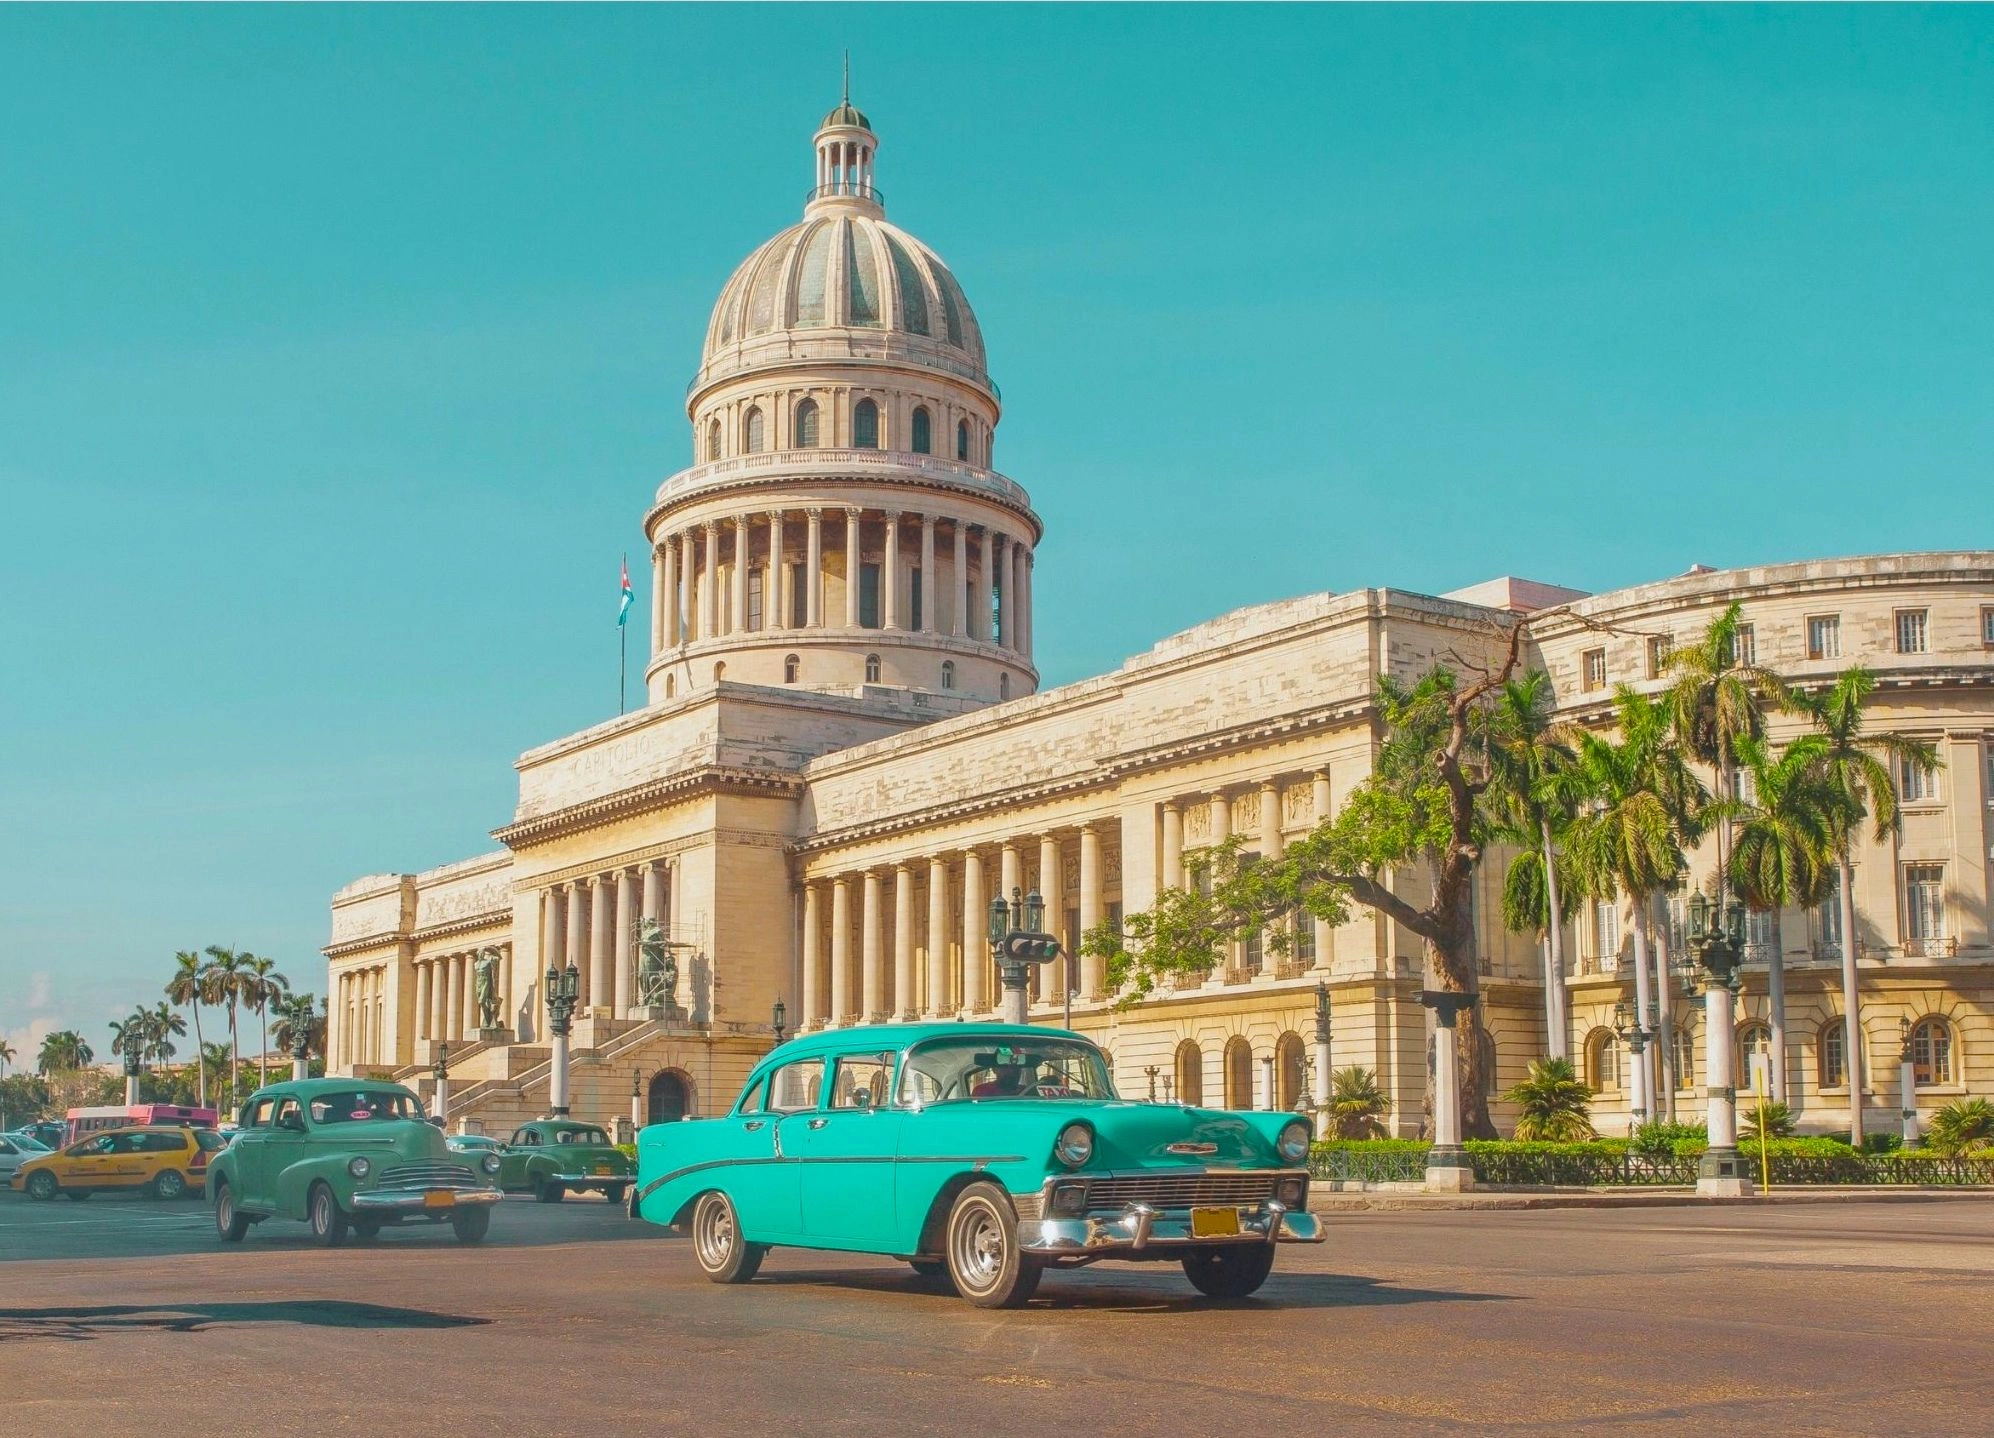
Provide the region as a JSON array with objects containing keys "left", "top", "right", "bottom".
[
  {"left": 494, "top": 764, "right": 806, "bottom": 849},
  {"left": 323, "top": 934, "right": 411, "bottom": 962},
  {"left": 409, "top": 913, "right": 512, "bottom": 947},
  {"left": 643, "top": 451, "right": 1041, "bottom": 542}
]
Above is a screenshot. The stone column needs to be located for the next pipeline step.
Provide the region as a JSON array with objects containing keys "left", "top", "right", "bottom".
[
  {"left": 702, "top": 525, "right": 719, "bottom": 642},
  {"left": 1020, "top": 547, "right": 1033, "bottom": 658},
  {"left": 844, "top": 509, "right": 863, "bottom": 628},
  {"left": 768, "top": 511, "right": 786, "bottom": 630},
  {"left": 979, "top": 528, "right": 995, "bottom": 642},
  {"left": 1259, "top": 781, "right": 1281, "bottom": 860},
  {"left": 919, "top": 514, "right": 936, "bottom": 634},
  {"left": 861, "top": 871, "right": 884, "bottom": 1021},
  {"left": 830, "top": 878, "right": 853, "bottom": 1025},
  {"left": 893, "top": 865, "right": 915, "bottom": 1019},
  {"left": 1424, "top": 994, "right": 1475, "bottom": 1191},
  {"left": 1000, "top": 841, "right": 1021, "bottom": 914},
  {"left": 1079, "top": 824, "right": 1105, "bottom": 998},
  {"left": 678, "top": 531, "right": 695, "bottom": 643},
  {"left": 414, "top": 960, "right": 432, "bottom": 1043},
  {"left": 952, "top": 522, "right": 969, "bottom": 637},
  {"left": 731, "top": 516, "right": 749, "bottom": 634},
  {"left": 614, "top": 869, "right": 637, "bottom": 1016},
  {"left": 429, "top": 959, "right": 447, "bottom": 1045},
  {"left": 926, "top": 858, "right": 951, "bottom": 1017},
  {"left": 566, "top": 881, "right": 588, "bottom": 1006},
  {"left": 1697, "top": 980, "right": 1753, "bottom": 1196},
  {"left": 642, "top": 862, "right": 664, "bottom": 928},
  {"left": 1007, "top": 539, "right": 1023, "bottom": 651},
  {"left": 802, "top": 882, "right": 824, "bottom": 1028},
  {"left": 962, "top": 849, "right": 987, "bottom": 1014},
  {"left": 458, "top": 953, "right": 475, "bottom": 1039},
  {"left": 1211, "top": 790, "right": 1232, "bottom": 845},
  {"left": 651, "top": 544, "right": 668, "bottom": 656},
  {"left": 543, "top": 885, "right": 564, "bottom": 981},
  {"left": 1162, "top": 803, "right": 1184, "bottom": 889},
  {"left": 806, "top": 509, "right": 824, "bottom": 627},
  {"left": 1901, "top": 1039, "right": 1921, "bottom": 1147},
  {"left": 882, "top": 512, "right": 901, "bottom": 629},
  {"left": 590, "top": 876, "right": 614, "bottom": 1015},
  {"left": 444, "top": 954, "right": 463, "bottom": 1044},
  {"left": 1038, "top": 833, "right": 1063, "bottom": 1005},
  {"left": 1258, "top": 1053, "right": 1275, "bottom": 1111},
  {"left": 995, "top": 535, "right": 1013, "bottom": 647}
]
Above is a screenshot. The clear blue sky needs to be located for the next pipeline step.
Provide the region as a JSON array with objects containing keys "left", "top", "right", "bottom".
[{"left": 3, "top": 5, "right": 1990, "bottom": 1059}]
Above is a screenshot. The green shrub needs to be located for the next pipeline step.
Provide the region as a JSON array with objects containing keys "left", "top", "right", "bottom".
[
  {"left": 1926, "top": 1099, "right": 1994, "bottom": 1158},
  {"left": 1503, "top": 1058, "right": 1596, "bottom": 1142},
  {"left": 1740, "top": 1100, "right": 1796, "bottom": 1141},
  {"left": 1310, "top": 1137, "right": 1429, "bottom": 1156},
  {"left": 1631, "top": 1121, "right": 1707, "bottom": 1157},
  {"left": 616, "top": 1143, "right": 637, "bottom": 1160}
]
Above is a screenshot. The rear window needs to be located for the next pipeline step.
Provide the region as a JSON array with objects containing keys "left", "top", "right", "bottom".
[
  {"left": 307, "top": 1090, "right": 422, "bottom": 1125},
  {"left": 551, "top": 1127, "right": 608, "bottom": 1145}
]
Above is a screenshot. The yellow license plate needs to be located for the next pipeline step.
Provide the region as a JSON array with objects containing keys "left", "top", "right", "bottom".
[
  {"left": 423, "top": 1189, "right": 456, "bottom": 1209},
  {"left": 1190, "top": 1206, "right": 1240, "bottom": 1238},
  {"left": 593, "top": 1165, "right": 612, "bottom": 1175}
]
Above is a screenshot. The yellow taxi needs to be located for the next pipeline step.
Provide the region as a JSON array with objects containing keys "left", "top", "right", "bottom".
[{"left": 11, "top": 1125, "right": 223, "bottom": 1202}]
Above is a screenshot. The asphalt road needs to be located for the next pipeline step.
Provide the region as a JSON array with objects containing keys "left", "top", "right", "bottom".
[{"left": 3, "top": 1191, "right": 1990, "bottom": 1435}]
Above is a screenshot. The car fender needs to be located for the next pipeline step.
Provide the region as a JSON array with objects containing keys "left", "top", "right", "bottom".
[
  {"left": 633, "top": 1122, "right": 752, "bottom": 1232},
  {"left": 272, "top": 1153, "right": 359, "bottom": 1220}
]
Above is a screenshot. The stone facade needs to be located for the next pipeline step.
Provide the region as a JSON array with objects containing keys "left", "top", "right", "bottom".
[{"left": 325, "top": 102, "right": 1994, "bottom": 1141}]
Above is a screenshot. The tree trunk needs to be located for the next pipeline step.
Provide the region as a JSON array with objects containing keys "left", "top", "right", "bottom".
[
  {"left": 1838, "top": 852, "right": 1864, "bottom": 1145},
  {"left": 1629, "top": 900, "right": 1655, "bottom": 1131},
  {"left": 1652, "top": 895, "right": 1676, "bottom": 1123},
  {"left": 1540, "top": 819, "right": 1569, "bottom": 1061},
  {"left": 191, "top": 1003, "right": 206, "bottom": 1110},
  {"left": 1767, "top": 943, "right": 1789, "bottom": 1105}
]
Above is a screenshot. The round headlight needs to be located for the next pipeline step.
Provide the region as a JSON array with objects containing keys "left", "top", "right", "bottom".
[
  {"left": 1277, "top": 1120, "right": 1311, "bottom": 1164},
  {"left": 481, "top": 1153, "right": 502, "bottom": 1175},
  {"left": 347, "top": 1156, "right": 372, "bottom": 1180},
  {"left": 1054, "top": 1122, "right": 1094, "bottom": 1169}
]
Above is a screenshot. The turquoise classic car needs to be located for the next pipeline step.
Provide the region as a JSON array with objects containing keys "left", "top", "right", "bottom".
[
  {"left": 207, "top": 1078, "right": 503, "bottom": 1246},
  {"left": 449, "top": 1121, "right": 633, "bottom": 1203},
  {"left": 634, "top": 1023, "right": 1323, "bottom": 1307}
]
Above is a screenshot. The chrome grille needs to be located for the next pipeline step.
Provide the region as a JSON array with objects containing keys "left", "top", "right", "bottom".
[
  {"left": 1084, "top": 1172, "right": 1282, "bottom": 1209},
  {"left": 1010, "top": 1191, "right": 1042, "bottom": 1222},
  {"left": 377, "top": 1161, "right": 478, "bottom": 1190}
]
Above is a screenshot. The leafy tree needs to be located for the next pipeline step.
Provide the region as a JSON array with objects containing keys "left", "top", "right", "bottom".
[
  {"left": 1091, "top": 626, "right": 1530, "bottom": 1137},
  {"left": 37, "top": 1029, "right": 92, "bottom": 1074},
  {"left": 1503, "top": 1057, "right": 1596, "bottom": 1141},
  {"left": 1739, "top": 1099, "right": 1796, "bottom": 1142},
  {"left": 0, "top": 1072, "right": 54, "bottom": 1126},
  {"left": 1661, "top": 600, "right": 1796, "bottom": 1097},
  {"left": 165, "top": 950, "right": 212, "bottom": 1108},
  {"left": 0, "top": 1038, "right": 15, "bottom": 1075},
  {"left": 1793, "top": 667, "right": 1940, "bottom": 1145},
  {"left": 1925, "top": 1098, "right": 1994, "bottom": 1158},
  {"left": 109, "top": 1010, "right": 152, "bottom": 1080},
  {"left": 204, "top": 945, "right": 247, "bottom": 1101},
  {"left": 271, "top": 991, "right": 326, "bottom": 1069},
  {"left": 145, "top": 1002, "right": 187, "bottom": 1065},
  {"left": 1324, "top": 1066, "right": 1391, "bottom": 1140},
  {"left": 245, "top": 956, "right": 288, "bottom": 1087}
]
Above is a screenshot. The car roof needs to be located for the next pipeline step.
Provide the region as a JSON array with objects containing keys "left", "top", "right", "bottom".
[
  {"left": 754, "top": 1022, "right": 1088, "bottom": 1069},
  {"left": 245, "top": 1078, "right": 415, "bottom": 1101}
]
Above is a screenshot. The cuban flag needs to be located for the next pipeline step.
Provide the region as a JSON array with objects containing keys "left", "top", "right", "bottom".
[{"left": 618, "top": 557, "right": 633, "bottom": 627}]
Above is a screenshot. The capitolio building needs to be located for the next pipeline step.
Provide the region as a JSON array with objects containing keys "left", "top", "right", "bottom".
[{"left": 326, "top": 98, "right": 1994, "bottom": 1137}]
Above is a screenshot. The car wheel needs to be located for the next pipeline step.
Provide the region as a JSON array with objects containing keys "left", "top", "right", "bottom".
[
  {"left": 601, "top": 1183, "right": 628, "bottom": 1206},
  {"left": 691, "top": 1190, "right": 765, "bottom": 1284},
  {"left": 1181, "top": 1244, "right": 1276, "bottom": 1300},
  {"left": 307, "top": 1182, "right": 350, "bottom": 1247},
  {"left": 214, "top": 1180, "right": 251, "bottom": 1243},
  {"left": 945, "top": 1181, "right": 1041, "bottom": 1309},
  {"left": 535, "top": 1179, "right": 565, "bottom": 1204},
  {"left": 25, "top": 1170, "right": 58, "bottom": 1202},
  {"left": 151, "top": 1169, "right": 187, "bottom": 1202},
  {"left": 451, "top": 1207, "right": 491, "bottom": 1245}
]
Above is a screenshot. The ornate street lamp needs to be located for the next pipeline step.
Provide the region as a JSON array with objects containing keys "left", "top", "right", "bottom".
[
  {"left": 1898, "top": 1017, "right": 1921, "bottom": 1149},
  {"left": 1687, "top": 886, "right": 1753, "bottom": 1194},
  {"left": 1144, "top": 1065, "right": 1159, "bottom": 1102},
  {"left": 121, "top": 1041, "right": 143, "bottom": 1107},
  {"left": 544, "top": 959, "right": 581, "bottom": 1117},
  {"left": 1611, "top": 997, "right": 1651, "bottom": 1134},
  {"left": 1310, "top": 981, "right": 1334, "bottom": 1137},
  {"left": 431, "top": 1041, "right": 451, "bottom": 1127},
  {"left": 289, "top": 997, "right": 317, "bottom": 1082},
  {"left": 772, "top": 999, "right": 788, "bottom": 1047},
  {"left": 987, "top": 887, "right": 1060, "bottom": 1026},
  {"left": 631, "top": 1066, "right": 644, "bottom": 1135}
]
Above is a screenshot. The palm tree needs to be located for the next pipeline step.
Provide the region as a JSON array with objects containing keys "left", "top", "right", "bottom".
[
  {"left": 109, "top": 1011, "right": 150, "bottom": 1085},
  {"left": 1926, "top": 1098, "right": 1994, "bottom": 1158},
  {"left": 1739, "top": 1099, "right": 1796, "bottom": 1142},
  {"left": 245, "top": 956, "right": 288, "bottom": 1087},
  {"left": 145, "top": 1002, "right": 187, "bottom": 1066},
  {"left": 1326, "top": 1066, "right": 1391, "bottom": 1140},
  {"left": 1503, "top": 1057, "right": 1596, "bottom": 1141},
  {"left": 1488, "top": 671, "right": 1582, "bottom": 1061},
  {"left": 0, "top": 1038, "right": 14, "bottom": 1075},
  {"left": 1794, "top": 666, "right": 1941, "bottom": 1145},
  {"left": 204, "top": 945, "right": 246, "bottom": 1101},
  {"left": 1662, "top": 601, "right": 1796, "bottom": 1096},
  {"left": 271, "top": 992, "right": 326, "bottom": 1075},
  {"left": 37, "top": 1030, "right": 92, "bottom": 1074},
  {"left": 165, "top": 950, "right": 211, "bottom": 1108},
  {"left": 1568, "top": 688, "right": 1704, "bottom": 1131},
  {"left": 198, "top": 1041, "right": 233, "bottom": 1104}
]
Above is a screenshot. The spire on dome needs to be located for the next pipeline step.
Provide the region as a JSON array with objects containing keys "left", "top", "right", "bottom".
[{"left": 810, "top": 69, "right": 880, "bottom": 213}]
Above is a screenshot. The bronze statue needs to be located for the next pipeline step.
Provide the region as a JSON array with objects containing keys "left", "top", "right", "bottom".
[
  {"left": 637, "top": 918, "right": 678, "bottom": 1013},
  {"left": 473, "top": 949, "right": 502, "bottom": 1031}
]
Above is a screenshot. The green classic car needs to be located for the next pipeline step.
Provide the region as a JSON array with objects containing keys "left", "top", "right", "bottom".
[
  {"left": 449, "top": 1121, "right": 633, "bottom": 1204},
  {"left": 207, "top": 1078, "right": 503, "bottom": 1246},
  {"left": 635, "top": 1023, "right": 1324, "bottom": 1308}
]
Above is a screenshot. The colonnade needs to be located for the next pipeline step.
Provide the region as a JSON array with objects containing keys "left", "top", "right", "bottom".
[
  {"left": 537, "top": 859, "right": 677, "bottom": 1018},
  {"left": 335, "top": 965, "right": 388, "bottom": 1069},
  {"left": 650, "top": 508, "right": 1033, "bottom": 658},
  {"left": 411, "top": 943, "right": 513, "bottom": 1047},
  {"left": 798, "top": 824, "right": 1110, "bottom": 1030}
]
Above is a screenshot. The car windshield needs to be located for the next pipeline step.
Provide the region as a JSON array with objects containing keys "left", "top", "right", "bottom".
[
  {"left": 9, "top": 1134, "right": 49, "bottom": 1152},
  {"left": 900, "top": 1038, "right": 1116, "bottom": 1105},
  {"left": 551, "top": 1127, "right": 608, "bottom": 1145},
  {"left": 306, "top": 1090, "right": 422, "bottom": 1125}
]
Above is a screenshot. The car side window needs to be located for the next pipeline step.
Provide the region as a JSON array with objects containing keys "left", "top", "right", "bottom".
[
  {"left": 272, "top": 1098, "right": 302, "bottom": 1130},
  {"left": 737, "top": 1076, "right": 768, "bottom": 1115},
  {"left": 829, "top": 1053, "right": 896, "bottom": 1110},
  {"left": 766, "top": 1059, "right": 825, "bottom": 1113},
  {"left": 242, "top": 1098, "right": 274, "bottom": 1130}
]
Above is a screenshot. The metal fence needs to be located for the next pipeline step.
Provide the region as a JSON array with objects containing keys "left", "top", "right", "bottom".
[
  {"left": 1310, "top": 1145, "right": 1994, "bottom": 1188},
  {"left": 1766, "top": 1153, "right": 1994, "bottom": 1186},
  {"left": 1310, "top": 1147, "right": 1429, "bottom": 1184},
  {"left": 1470, "top": 1150, "right": 1702, "bottom": 1187}
]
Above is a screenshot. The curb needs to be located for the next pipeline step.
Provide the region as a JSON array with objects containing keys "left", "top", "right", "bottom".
[{"left": 1308, "top": 1187, "right": 1994, "bottom": 1212}]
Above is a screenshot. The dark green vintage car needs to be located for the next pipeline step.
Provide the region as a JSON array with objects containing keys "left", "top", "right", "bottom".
[
  {"left": 450, "top": 1121, "right": 632, "bottom": 1204},
  {"left": 207, "top": 1079, "right": 503, "bottom": 1246}
]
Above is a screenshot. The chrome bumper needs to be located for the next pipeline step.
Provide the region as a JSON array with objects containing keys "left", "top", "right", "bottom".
[
  {"left": 549, "top": 1172, "right": 629, "bottom": 1184},
  {"left": 1019, "top": 1202, "right": 1324, "bottom": 1255},
  {"left": 351, "top": 1187, "right": 503, "bottom": 1211}
]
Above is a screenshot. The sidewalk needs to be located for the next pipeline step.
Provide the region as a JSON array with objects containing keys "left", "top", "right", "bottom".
[{"left": 1307, "top": 1185, "right": 1994, "bottom": 1212}]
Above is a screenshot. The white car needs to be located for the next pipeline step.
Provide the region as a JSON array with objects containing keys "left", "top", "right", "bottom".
[{"left": 0, "top": 1133, "right": 49, "bottom": 1182}]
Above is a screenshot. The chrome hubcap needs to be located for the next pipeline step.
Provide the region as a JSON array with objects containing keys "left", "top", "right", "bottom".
[
  {"left": 695, "top": 1195, "right": 735, "bottom": 1270},
  {"left": 952, "top": 1200, "right": 1005, "bottom": 1291}
]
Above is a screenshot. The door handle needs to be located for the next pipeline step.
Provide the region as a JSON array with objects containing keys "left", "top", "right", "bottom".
[
  {"left": 807, "top": 1118, "right": 829, "bottom": 1130},
  {"left": 742, "top": 1120, "right": 765, "bottom": 1132}
]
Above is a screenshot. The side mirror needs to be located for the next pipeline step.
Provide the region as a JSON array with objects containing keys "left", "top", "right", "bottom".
[{"left": 276, "top": 1112, "right": 306, "bottom": 1133}]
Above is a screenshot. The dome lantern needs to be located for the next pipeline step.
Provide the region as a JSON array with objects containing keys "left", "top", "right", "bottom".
[{"left": 811, "top": 69, "right": 880, "bottom": 216}]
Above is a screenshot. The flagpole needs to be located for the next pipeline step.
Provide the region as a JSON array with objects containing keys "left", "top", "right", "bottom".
[{"left": 619, "top": 551, "right": 628, "bottom": 716}]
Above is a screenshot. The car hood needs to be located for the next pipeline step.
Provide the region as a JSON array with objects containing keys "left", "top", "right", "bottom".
[
  {"left": 937, "top": 1101, "right": 1293, "bottom": 1168},
  {"left": 307, "top": 1120, "right": 454, "bottom": 1160}
]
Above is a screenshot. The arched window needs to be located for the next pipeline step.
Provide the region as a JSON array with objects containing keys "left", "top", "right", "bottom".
[
  {"left": 1912, "top": 1019, "right": 1953, "bottom": 1086},
  {"left": 1223, "top": 1037, "right": 1254, "bottom": 1109},
  {"left": 940, "top": 660, "right": 954, "bottom": 690},
  {"left": 911, "top": 406, "right": 932, "bottom": 455},
  {"left": 999, "top": 674, "right": 1010, "bottom": 700},
  {"left": 1674, "top": 1024, "right": 1697, "bottom": 1091},
  {"left": 1275, "top": 1032, "right": 1306, "bottom": 1110},
  {"left": 713, "top": 661, "right": 726, "bottom": 683},
  {"left": 706, "top": 418, "right": 722, "bottom": 462},
  {"left": 956, "top": 418, "right": 970, "bottom": 461},
  {"left": 1817, "top": 1022, "right": 1847, "bottom": 1089},
  {"left": 794, "top": 399, "right": 820, "bottom": 448},
  {"left": 783, "top": 654, "right": 799, "bottom": 684},
  {"left": 744, "top": 406, "right": 766, "bottom": 453},
  {"left": 864, "top": 653, "right": 881, "bottom": 683},
  {"left": 1585, "top": 1028, "right": 1621, "bottom": 1092},
  {"left": 853, "top": 398, "right": 880, "bottom": 449},
  {"left": 1174, "top": 1039, "right": 1203, "bottom": 1106},
  {"left": 1737, "top": 1022, "right": 1772, "bottom": 1093}
]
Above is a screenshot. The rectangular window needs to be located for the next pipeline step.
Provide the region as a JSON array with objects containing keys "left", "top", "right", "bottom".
[
  {"left": 1593, "top": 900, "right": 1620, "bottom": 964},
  {"left": 1743, "top": 908, "right": 1778, "bottom": 963},
  {"left": 991, "top": 583, "right": 1003, "bottom": 644},
  {"left": 788, "top": 563, "right": 807, "bottom": 627},
  {"left": 1581, "top": 648, "right": 1607, "bottom": 693},
  {"left": 1293, "top": 908, "right": 1316, "bottom": 961},
  {"left": 1983, "top": 607, "right": 1994, "bottom": 648},
  {"left": 746, "top": 569, "right": 765, "bottom": 631},
  {"left": 1646, "top": 635, "right": 1671, "bottom": 679},
  {"left": 1806, "top": 615, "right": 1841, "bottom": 660},
  {"left": 858, "top": 564, "right": 881, "bottom": 629},
  {"left": 1731, "top": 623, "right": 1756, "bottom": 667},
  {"left": 767, "top": 1058, "right": 825, "bottom": 1113},
  {"left": 1819, "top": 1027, "right": 1846, "bottom": 1089},
  {"left": 1905, "top": 865, "right": 1946, "bottom": 940},
  {"left": 1817, "top": 868, "right": 1844, "bottom": 952},
  {"left": 910, "top": 566, "right": 923, "bottom": 631},
  {"left": 1896, "top": 609, "right": 1929, "bottom": 654},
  {"left": 1898, "top": 754, "right": 1937, "bottom": 804}
]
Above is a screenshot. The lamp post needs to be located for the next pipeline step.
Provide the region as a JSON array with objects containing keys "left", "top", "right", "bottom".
[
  {"left": 986, "top": 887, "right": 1059, "bottom": 1026},
  {"left": 544, "top": 959, "right": 581, "bottom": 1118},
  {"left": 1420, "top": 990, "right": 1477, "bottom": 1192},
  {"left": 431, "top": 1041, "right": 451, "bottom": 1127},
  {"left": 631, "top": 1067, "right": 644, "bottom": 1135},
  {"left": 1311, "top": 980, "right": 1334, "bottom": 1138},
  {"left": 772, "top": 999, "right": 788, "bottom": 1048},
  {"left": 1687, "top": 887, "right": 1753, "bottom": 1196},
  {"left": 1898, "top": 1017, "right": 1920, "bottom": 1149},
  {"left": 290, "top": 998, "right": 316, "bottom": 1082},
  {"left": 1612, "top": 998, "right": 1651, "bottom": 1136},
  {"left": 122, "top": 1045, "right": 142, "bottom": 1107},
  {"left": 1144, "top": 1065, "right": 1159, "bottom": 1102}
]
